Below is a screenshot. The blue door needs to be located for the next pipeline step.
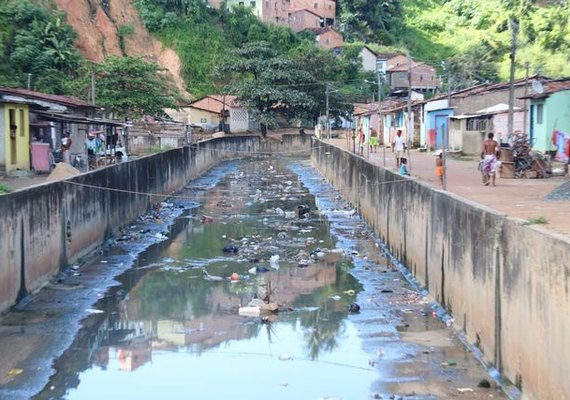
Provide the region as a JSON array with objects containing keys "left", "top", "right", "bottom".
[{"left": 435, "top": 114, "right": 448, "bottom": 149}]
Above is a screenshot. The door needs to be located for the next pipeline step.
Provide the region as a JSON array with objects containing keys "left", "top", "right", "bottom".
[
  {"left": 529, "top": 104, "right": 535, "bottom": 145},
  {"left": 435, "top": 114, "right": 448, "bottom": 149},
  {"left": 5, "top": 104, "right": 30, "bottom": 173}
]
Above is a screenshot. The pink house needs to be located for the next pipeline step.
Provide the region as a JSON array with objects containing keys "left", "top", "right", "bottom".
[
  {"left": 312, "top": 27, "right": 343, "bottom": 50},
  {"left": 289, "top": 0, "right": 335, "bottom": 24},
  {"left": 288, "top": 9, "right": 322, "bottom": 32}
]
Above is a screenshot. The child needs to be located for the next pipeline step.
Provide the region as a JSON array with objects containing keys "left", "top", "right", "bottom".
[
  {"left": 434, "top": 150, "right": 444, "bottom": 185},
  {"left": 399, "top": 157, "right": 410, "bottom": 176}
]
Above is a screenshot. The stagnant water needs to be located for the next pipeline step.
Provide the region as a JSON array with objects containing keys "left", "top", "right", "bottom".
[{"left": 23, "top": 157, "right": 503, "bottom": 400}]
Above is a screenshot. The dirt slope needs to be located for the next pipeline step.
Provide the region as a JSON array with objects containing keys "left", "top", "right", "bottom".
[{"left": 54, "top": 0, "right": 188, "bottom": 95}]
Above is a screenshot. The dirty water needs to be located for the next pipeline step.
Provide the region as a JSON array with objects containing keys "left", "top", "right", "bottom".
[{"left": 0, "top": 157, "right": 505, "bottom": 400}]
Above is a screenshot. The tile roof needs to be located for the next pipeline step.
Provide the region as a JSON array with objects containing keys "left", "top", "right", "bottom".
[{"left": 187, "top": 95, "right": 238, "bottom": 113}]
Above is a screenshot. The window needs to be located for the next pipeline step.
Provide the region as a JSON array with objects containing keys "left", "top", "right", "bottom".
[
  {"left": 250, "top": 1, "right": 255, "bottom": 6},
  {"left": 399, "top": 73, "right": 405, "bottom": 80},
  {"left": 466, "top": 117, "right": 489, "bottom": 131},
  {"left": 420, "top": 75, "right": 423, "bottom": 81},
  {"left": 537, "top": 103, "right": 544, "bottom": 124},
  {"left": 314, "top": 2, "right": 317, "bottom": 8}
]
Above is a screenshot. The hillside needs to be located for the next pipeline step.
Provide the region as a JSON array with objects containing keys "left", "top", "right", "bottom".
[
  {"left": 0, "top": 0, "right": 568, "bottom": 101},
  {"left": 399, "top": 0, "right": 570, "bottom": 83},
  {"left": 52, "top": 0, "right": 187, "bottom": 94}
]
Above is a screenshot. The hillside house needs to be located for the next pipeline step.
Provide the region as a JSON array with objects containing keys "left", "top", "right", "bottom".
[
  {"left": 386, "top": 62, "right": 439, "bottom": 94},
  {"left": 165, "top": 95, "right": 251, "bottom": 133},
  {"left": 289, "top": 0, "right": 335, "bottom": 26},
  {"left": 312, "top": 27, "right": 343, "bottom": 50},
  {"left": 288, "top": 9, "right": 322, "bottom": 32},
  {"left": 359, "top": 46, "right": 378, "bottom": 72}
]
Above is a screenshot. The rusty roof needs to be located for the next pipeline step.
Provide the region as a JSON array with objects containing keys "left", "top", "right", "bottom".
[
  {"left": 519, "top": 78, "right": 570, "bottom": 99},
  {"left": 0, "top": 86, "right": 93, "bottom": 108},
  {"left": 427, "top": 75, "right": 552, "bottom": 103}
]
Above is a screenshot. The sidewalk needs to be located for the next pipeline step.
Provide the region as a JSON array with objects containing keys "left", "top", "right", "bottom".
[{"left": 327, "top": 136, "right": 570, "bottom": 238}]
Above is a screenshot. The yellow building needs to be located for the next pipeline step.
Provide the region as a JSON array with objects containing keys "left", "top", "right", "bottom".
[{"left": 1, "top": 103, "right": 30, "bottom": 173}]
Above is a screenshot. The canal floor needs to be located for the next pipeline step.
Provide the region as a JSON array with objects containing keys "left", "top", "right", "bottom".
[{"left": 0, "top": 157, "right": 505, "bottom": 400}]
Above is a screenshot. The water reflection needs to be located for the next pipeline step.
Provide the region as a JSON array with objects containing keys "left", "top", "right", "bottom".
[{"left": 37, "top": 158, "right": 370, "bottom": 400}]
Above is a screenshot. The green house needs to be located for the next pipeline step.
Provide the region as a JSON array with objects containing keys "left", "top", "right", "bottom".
[{"left": 523, "top": 78, "right": 570, "bottom": 161}]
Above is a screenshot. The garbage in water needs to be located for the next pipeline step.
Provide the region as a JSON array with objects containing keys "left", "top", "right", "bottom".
[
  {"left": 11, "top": 158, "right": 504, "bottom": 400},
  {"left": 8, "top": 368, "right": 23, "bottom": 377},
  {"left": 457, "top": 387, "right": 474, "bottom": 393}
]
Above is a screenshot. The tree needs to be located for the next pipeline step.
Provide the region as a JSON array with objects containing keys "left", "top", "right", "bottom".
[
  {"left": 215, "top": 41, "right": 315, "bottom": 137},
  {"left": 95, "top": 56, "right": 180, "bottom": 119},
  {"left": 0, "top": 1, "right": 82, "bottom": 93},
  {"left": 338, "top": 0, "right": 403, "bottom": 44}
]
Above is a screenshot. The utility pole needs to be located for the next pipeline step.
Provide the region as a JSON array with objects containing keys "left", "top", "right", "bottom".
[
  {"left": 508, "top": 18, "right": 519, "bottom": 138},
  {"left": 442, "top": 124, "right": 447, "bottom": 190},
  {"left": 407, "top": 54, "right": 413, "bottom": 171},
  {"left": 27, "top": 74, "right": 32, "bottom": 90},
  {"left": 325, "top": 83, "right": 330, "bottom": 140},
  {"left": 524, "top": 62, "right": 529, "bottom": 135},
  {"left": 378, "top": 69, "right": 385, "bottom": 166},
  {"left": 91, "top": 64, "right": 97, "bottom": 105}
]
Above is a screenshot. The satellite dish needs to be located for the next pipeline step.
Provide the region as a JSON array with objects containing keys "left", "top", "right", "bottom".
[{"left": 532, "top": 79, "right": 544, "bottom": 94}]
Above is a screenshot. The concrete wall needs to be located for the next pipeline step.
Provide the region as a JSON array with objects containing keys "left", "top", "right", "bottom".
[
  {"left": 311, "top": 140, "right": 570, "bottom": 400},
  {"left": 0, "top": 134, "right": 311, "bottom": 314}
]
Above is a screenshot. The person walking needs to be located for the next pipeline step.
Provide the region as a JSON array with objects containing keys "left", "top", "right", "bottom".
[
  {"left": 480, "top": 132, "right": 500, "bottom": 186},
  {"left": 369, "top": 127, "right": 378, "bottom": 153},
  {"left": 392, "top": 129, "right": 406, "bottom": 168}
]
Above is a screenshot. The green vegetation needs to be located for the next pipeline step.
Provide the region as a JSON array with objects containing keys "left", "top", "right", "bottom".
[
  {"left": 400, "top": 0, "right": 570, "bottom": 87},
  {"left": 524, "top": 216, "right": 549, "bottom": 225},
  {"left": 93, "top": 56, "right": 181, "bottom": 119},
  {"left": 0, "top": 1, "right": 81, "bottom": 93},
  {"left": 0, "top": 183, "right": 11, "bottom": 194},
  {"left": 0, "top": 0, "right": 568, "bottom": 121}
]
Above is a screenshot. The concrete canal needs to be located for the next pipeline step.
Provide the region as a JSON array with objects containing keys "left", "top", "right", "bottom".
[{"left": 1, "top": 157, "right": 503, "bottom": 400}]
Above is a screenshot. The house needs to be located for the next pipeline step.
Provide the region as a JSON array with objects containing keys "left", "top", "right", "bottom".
[
  {"left": 359, "top": 46, "right": 378, "bottom": 72},
  {"left": 165, "top": 95, "right": 251, "bottom": 133},
  {"left": 353, "top": 103, "right": 378, "bottom": 147},
  {"left": 213, "top": 0, "right": 335, "bottom": 28},
  {"left": 0, "top": 87, "right": 98, "bottom": 174},
  {"left": 380, "top": 99, "right": 422, "bottom": 147},
  {"left": 520, "top": 78, "right": 570, "bottom": 160},
  {"left": 262, "top": 0, "right": 290, "bottom": 25},
  {"left": 420, "top": 75, "right": 552, "bottom": 152},
  {"left": 312, "top": 27, "right": 343, "bottom": 50},
  {"left": 289, "top": 0, "right": 335, "bottom": 26},
  {"left": 449, "top": 104, "right": 524, "bottom": 154},
  {"left": 288, "top": 9, "right": 322, "bottom": 32},
  {"left": 386, "top": 62, "right": 440, "bottom": 94}
]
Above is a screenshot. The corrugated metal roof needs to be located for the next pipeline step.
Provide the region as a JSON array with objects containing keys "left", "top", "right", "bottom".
[{"left": 0, "top": 86, "right": 93, "bottom": 108}]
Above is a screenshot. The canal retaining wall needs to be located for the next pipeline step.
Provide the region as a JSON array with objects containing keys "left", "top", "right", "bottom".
[
  {"left": 0, "top": 134, "right": 311, "bottom": 314},
  {"left": 311, "top": 140, "right": 570, "bottom": 400}
]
